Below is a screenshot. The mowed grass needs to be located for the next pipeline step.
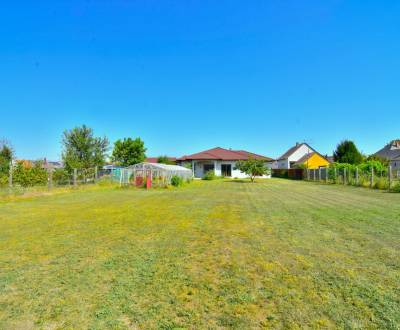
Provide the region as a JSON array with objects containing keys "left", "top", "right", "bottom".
[{"left": 0, "top": 180, "right": 399, "bottom": 329}]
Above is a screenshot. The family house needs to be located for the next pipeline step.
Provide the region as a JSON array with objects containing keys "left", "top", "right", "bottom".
[
  {"left": 374, "top": 139, "right": 400, "bottom": 171},
  {"left": 273, "top": 143, "right": 330, "bottom": 169},
  {"left": 177, "top": 147, "right": 273, "bottom": 178}
]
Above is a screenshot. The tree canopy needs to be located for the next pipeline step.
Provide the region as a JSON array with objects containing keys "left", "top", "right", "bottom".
[
  {"left": 235, "top": 158, "right": 270, "bottom": 182},
  {"left": 0, "top": 140, "right": 13, "bottom": 178},
  {"left": 333, "top": 140, "right": 364, "bottom": 165},
  {"left": 111, "top": 137, "right": 146, "bottom": 166},
  {"left": 157, "top": 155, "right": 176, "bottom": 165},
  {"left": 62, "top": 125, "right": 109, "bottom": 172}
]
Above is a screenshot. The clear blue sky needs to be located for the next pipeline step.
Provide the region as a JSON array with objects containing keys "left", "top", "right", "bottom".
[{"left": 1, "top": 1, "right": 399, "bottom": 160}]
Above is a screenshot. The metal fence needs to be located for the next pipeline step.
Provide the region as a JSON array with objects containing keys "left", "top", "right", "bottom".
[
  {"left": 305, "top": 166, "right": 400, "bottom": 191},
  {"left": 2, "top": 165, "right": 112, "bottom": 192}
]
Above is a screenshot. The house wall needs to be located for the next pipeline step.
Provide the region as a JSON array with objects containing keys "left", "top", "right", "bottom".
[
  {"left": 304, "top": 153, "right": 330, "bottom": 169},
  {"left": 391, "top": 159, "right": 400, "bottom": 172},
  {"left": 276, "top": 159, "right": 290, "bottom": 169},
  {"left": 184, "top": 160, "right": 271, "bottom": 179},
  {"left": 288, "top": 144, "right": 314, "bottom": 163},
  {"left": 277, "top": 144, "right": 316, "bottom": 169}
]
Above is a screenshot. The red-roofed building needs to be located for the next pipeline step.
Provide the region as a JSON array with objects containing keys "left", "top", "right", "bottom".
[{"left": 177, "top": 147, "right": 273, "bottom": 178}]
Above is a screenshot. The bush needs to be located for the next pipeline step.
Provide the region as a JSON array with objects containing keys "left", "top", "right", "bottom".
[
  {"left": 0, "top": 175, "right": 8, "bottom": 187},
  {"left": 203, "top": 170, "right": 217, "bottom": 180},
  {"left": 391, "top": 182, "right": 400, "bottom": 193},
  {"left": 171, "top": 175, "right": 183, "bottom": 187},
  {"left": 12, "top": 161, "right": 47, "bottom": 187},
  {"left": 373, "top": 177, "right": 388, "bottom": 190},
  {"left": 52, "top": 168, "right": 71, "bottom": 185},
  {"left": 272, "top": 169, "right": 289, "bottom": 178}
]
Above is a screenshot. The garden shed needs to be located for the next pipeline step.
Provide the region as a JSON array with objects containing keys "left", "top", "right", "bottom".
[{"left": 119, "top": 162, "right": 192, "bottom": 187}]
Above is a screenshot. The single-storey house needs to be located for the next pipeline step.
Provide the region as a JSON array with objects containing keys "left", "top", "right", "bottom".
[
  {"left": 374, "top": 139, "right": 400, "bottom": 171},
  {"left": 177, "top": 147, "right": 273, "bottom": 179},
  {"left": 272, "top": 142, "right": 330, "bottom": 169}
]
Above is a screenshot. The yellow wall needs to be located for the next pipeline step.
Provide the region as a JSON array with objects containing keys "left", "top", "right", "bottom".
[{"left": 304, "top": 153, "right": 330, "bottom": 169}]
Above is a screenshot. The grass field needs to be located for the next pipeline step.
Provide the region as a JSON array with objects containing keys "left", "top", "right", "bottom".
[{"left": 0, "top": 179, "right": 399, "bottom": 329}]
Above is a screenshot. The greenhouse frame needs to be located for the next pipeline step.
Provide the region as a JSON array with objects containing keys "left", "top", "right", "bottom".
[{"left": 118, "top": 162, "right": 193, "bottom": 187}]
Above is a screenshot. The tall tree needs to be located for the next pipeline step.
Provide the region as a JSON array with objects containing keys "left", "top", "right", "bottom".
[
  {"left": 157, "top": 155, "right": 176, "bottom": 165},
  {"left": 0, "top": 140, "right": 13, "bottom": 178},
  {"left": 62, "top": 125, "right": 109, "bottom": 172},
  {"left": 333, "top": 140, "right": 364, "bottom": 164},
  {"left": 234, "top": 158, "right": 270, "bottom": 182},
  {"left": 111, "top": 137, "right": 146, "bottom": 166}
]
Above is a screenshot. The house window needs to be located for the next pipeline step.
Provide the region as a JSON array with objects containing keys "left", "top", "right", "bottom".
[
  {"left": 203, "top": 164, "right": 214, "bottom": 173},
  {"left": 221, "top": 164, "right": 232, "bottom": 177}
]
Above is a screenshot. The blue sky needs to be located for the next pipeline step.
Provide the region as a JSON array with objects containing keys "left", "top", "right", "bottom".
[{"left": 1, "top": 1, "right": 399, "bottom": 160}]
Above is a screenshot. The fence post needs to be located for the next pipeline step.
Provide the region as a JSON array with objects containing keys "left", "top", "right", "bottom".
[
  {"left": 388, "top": 165, "right": 392, "bottom": 191},
  {"left": 73, "top": 168, "right": 77, "bottom": 187},
  {"left": 343, "top": 168, "right": 346, "bottom": 185},
  {"left": 95, "top": 166, "right": 98, "bottom": 182},
  {"left": 370, "top": 166, "right": 374, "bottom": 188},
  {"left": 355, "top": 167, "right": 359, "bottom": 186},
  {"left": 325, "top": 167, "right": 328, "bottom": 183},
  {"left": 318, "top": 167, "right": 321, "bottom": 182},
  {"left": 48, "top": 167, "right": 53, "bottom": 189},
  {"left": 8, "top": 161, "right": 13, "bottom": 188}
]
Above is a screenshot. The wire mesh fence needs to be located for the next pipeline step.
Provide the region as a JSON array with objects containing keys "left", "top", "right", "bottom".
[
  {"left": 1, "top": 165, "right": 114, "bottom": 196},
  {"left": 304, "top": 166, "right": 400, "bottom": 191}
]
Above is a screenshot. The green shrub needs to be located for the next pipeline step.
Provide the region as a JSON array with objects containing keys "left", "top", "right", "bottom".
[
  {"left": 171, "top": 175, "right": 183, "bottom": 187},
  {"left": 390, "top": 182, "right": 400, "bottom": 193},
  {"left": 373, "top": 177, "right": 388, "bottom": 190},
  {"left": 12, "top": 161, "right": 47, "bottom": 187},
  {"left": 272, "top": 169, "right": 288, "bottom": 178},
  {"left": 0, "top": 175, "right": 8, "bottom": 187},
  {"left": 203, "top": 170, "right": 217, "bottom": 180},
  {"left": 52, "top": 168, "right": 71, "bottom": 185}
]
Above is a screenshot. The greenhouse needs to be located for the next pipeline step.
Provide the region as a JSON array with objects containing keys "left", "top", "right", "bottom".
[{"left": 118, "top": 162, "right": 192, "bottom": 187}]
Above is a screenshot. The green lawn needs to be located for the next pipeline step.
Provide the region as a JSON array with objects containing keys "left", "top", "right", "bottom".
[{"left": 0, "top": 179, "right": 399, "bottom": 329}]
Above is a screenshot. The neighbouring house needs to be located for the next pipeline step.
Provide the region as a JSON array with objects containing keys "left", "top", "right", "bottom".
[
  {"left": 392, "top": 154, "right": 400, "bottom": 172},
  {"left": 43, "top": 159, "right": 64, "bottom": 170},
  {"left": 292, "top": 152, "right": 331, "bottom": 169},
  {"left": 273, "top": 143, "right": 330, "bottom": 169},
  {"left": 145, "top": 157, "right": 177, "bottom": 164},
  {"left": 374, "top": 139, "right": 400, "bottom": 171},
  {"left": 177, "top": 147, "right": 273, "bottom": 179}
]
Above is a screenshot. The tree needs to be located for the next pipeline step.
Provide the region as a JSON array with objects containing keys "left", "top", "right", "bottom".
[
  {"left": 234, "top": 158, "right": 270, "bottom": 182},
  {"left": 0, "top": 140, "right": 13, "bottom": 178},
  {"left": 111, "top": 137, "right": 146, "bottom": 166},
  {"left": 62, "top": 125, "right": 109, "bottom": 172},
  {"left": 157, "top": 155, "right": 176, "bottom": 165},
  {"left": 333, "top": 140, "right": 364, "bottom": 164}
]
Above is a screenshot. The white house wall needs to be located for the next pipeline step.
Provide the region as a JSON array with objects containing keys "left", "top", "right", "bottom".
[
  {"left": 288, "top": 144, "right": 314, "bottom": 163},
  {"left": 276, "top": 144, "right": 315, "bottom": 169},
  {"left": 180, "top": 160, "right": 271, "bottom": 179}
]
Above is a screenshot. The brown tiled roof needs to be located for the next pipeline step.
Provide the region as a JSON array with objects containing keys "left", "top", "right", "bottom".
[{"left": 177, "top": 147, "right": 273, "bottom": 161}]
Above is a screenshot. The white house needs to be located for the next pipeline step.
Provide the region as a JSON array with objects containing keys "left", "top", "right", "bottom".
[
  {"left": 272, "top": 143, "right": 317, "bottom": 169},
  {"left": 177, "top": 147, "right": 273, "bottom": 179}
]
